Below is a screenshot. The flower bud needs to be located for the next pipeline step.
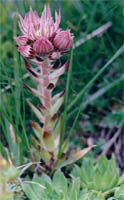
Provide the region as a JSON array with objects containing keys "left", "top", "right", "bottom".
[
  {"left": 14, "top": 36, "right": 28, "bottom": 46},
  {"left": 33, "top": 37, "right": 53, "bottom": 54},
  {"left": 53, "top": 30, "right": 73, "bottom": 50},
  {"left": 18, "top": 45, "right": 34, "bottom": 58}
]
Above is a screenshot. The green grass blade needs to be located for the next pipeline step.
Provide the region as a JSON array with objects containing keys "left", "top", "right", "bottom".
[
  {"left": 0, "top": 139, "right": 7, "bottom": 158},
  {"left": 4, "top": 117, "right": 18, "bottom": 164},
  {"left": 19, "top": 113, "right": 31, "bottom": 152},
  {"left": 62, "top": 105, "right": 81, "bottom": 152},
  {"left": 13, "top": 15, "right": 21, "bottom": 125},
  {"left": 67, "top": 44, "right": 124, "bottom": 112},
  {"left": 58, "top": 46, "right": 73, "bottom": 158}
]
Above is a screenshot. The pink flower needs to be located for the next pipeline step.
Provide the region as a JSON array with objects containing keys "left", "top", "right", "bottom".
[
  {"left": 33, "top": 37, "right": 53, "bottom": 54},
  {"left": 40, "top": 5, "right": 61, "bottom": 39},
  {"left": 14, "top": 5, "right": 73, "bottom": 60},
  {"left": 53, "top": 30, "right": 73, "bottom": 50},
  {"left": 18, "top": 7, "right": 40, "bottom": 40}
]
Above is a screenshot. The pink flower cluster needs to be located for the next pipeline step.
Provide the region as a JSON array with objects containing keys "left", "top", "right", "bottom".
[{"left": 14, "top": 5, "right": 73, "bottom": 61}]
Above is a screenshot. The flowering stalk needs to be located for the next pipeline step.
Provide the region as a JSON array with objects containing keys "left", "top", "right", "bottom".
[{"left": 14, "top": 5, "right": 92, "bottom": 173}]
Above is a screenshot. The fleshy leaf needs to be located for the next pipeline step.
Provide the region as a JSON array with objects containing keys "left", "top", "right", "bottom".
[
  {"left": 49, "top": 61, "right": 69, "bottom": 80},
  {"left": 43, "top": 132, "right": 55, "bottom": 152},
  {"left": 27, "top": 100, "right": 44, "bottom": 123},
  {"left": 69, "top": 178, "right": 80, "bottom": 200},
  {"left": 55, "top": 146, "right": 94, "bottom": 169},
  {"left": 24, "top": 83, "right": 42, "bottom": 98},
  {"left": 53, "top": 170, "right": 67, "bottom": 194},
  {"left": 50, "top": 94, "right": 65, "bottom": 117},
  {"left": 52, "top": 90, "right": 65, "bottom": 104},
  {"left": 30, "top": 120, "right": 43, "bottom": 140},
  {"left": 40, "top": 148, "right": 51, "bottom": 164}
]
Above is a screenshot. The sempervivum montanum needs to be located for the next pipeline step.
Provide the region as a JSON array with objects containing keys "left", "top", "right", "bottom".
[{"left": 14, "top": 5, "right": 92, "bottom": 174}]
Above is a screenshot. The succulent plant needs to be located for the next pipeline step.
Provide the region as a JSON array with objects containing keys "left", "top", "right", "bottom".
[
  {"left": 22, "top": 170, "right": 81, "bottom": 200},
  {"left": 112, "top": 184, "right": 124, "bottom": 200},
  {"left": 72, "top": 154, "right": 124, "bottom": 196},
  {"left": 14, "top": 5, "right": 93, "bottom": 174},
  {"left": 0, "top": 156, "right": 19, "bottom": 200},
  {"left": 22, "top": 169, "right": 123, "bottom": 200},
  {"left": 22, "top": 170, "right": 105, "bottom": 200}
]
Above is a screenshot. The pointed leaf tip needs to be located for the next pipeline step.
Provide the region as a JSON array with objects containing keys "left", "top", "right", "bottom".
[
  {"left": 24, "top": 58, "right": 30, "bottom": 69},
  {"left": 23, "top": 83, "right": 32, "bottom": 92},
  {"left": 73, "top": 145, "right": 96, "bottom": 160},
  {"left": 59, "top": 90, "right": 65, "bottom": 97},
  {"left": 65, "top": 61, "right": 69, "bottom": 70},
  {"left": 24, "top": 58, "right": 38, "bottom": 77},
  {"left": 30, "top": 120, "right": 37, "bottom": 128}
]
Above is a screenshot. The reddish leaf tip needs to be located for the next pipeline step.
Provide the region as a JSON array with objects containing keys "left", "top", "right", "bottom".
[
  {"left": 30, "top": 120, "right": 37, "bottom": 128},
  {"left": 59, "top": 90, "right": 65, "bottom": 97},
  {"left": 65, "top": 61, "right": 69, "bottom": 70},
  {"left": 38, "top": 103, "right": 46, "bottom": 110},
  {"left": 47, "top": 83, "right": 54, "bottom": 90},
  {"left": 43, "top": 131, "right": 51, "bottom": 139},
  {"left": 51, "top": 113, "right": 58, "bottom": 121}
]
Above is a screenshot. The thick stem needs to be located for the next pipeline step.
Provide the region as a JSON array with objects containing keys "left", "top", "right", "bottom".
[
  {"left": 37, "top": 60, "right": 52, "bottom": 148},
  {"left": 39, "top": 59, "right": 51, "bottom": 109}
]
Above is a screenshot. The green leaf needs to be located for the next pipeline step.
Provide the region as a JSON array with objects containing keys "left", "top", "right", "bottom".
[
  {"left": 97, "top": 154, "right": 108, "bottom": 174},
  {"left": 72, "top": 165, "right": 84, "bottom": 181},
  {"left": 114, "top": 184, "right": 124, "bottom": 200},
  {"left": 58, "top": 46, "right": 73, "bottom": 158},
  {"left": 41, "top": 173, "right": 52, "bottom": 185},
  {"left": 83, "top": 159, "right": 94, "bottom": 182},
  {"left": 79, "top": 189, "right": 105, "bottom": 200},
  {"left": 72, "top": 154, "right": 119, "bottom": 193},
  {"left": 69, "top": 178, "right": 80, "bottom": 200},
  {"left": 50, "top": 94, "right": 65, "bottom": 117},
  {"left": 23, "top": 183, "right": 40, "bottom": 200},
  {"left": 4, "top": 118, "right": 18, "bottom": 164},
  {"left": 22, "top": 174, "right": 46, "bottom": 200},
  {"left": 31, "top": 121, "right": 43, "bottom": 141},
  {"left": 56, "top": 146, "right": 94, "bottom": 169},
  {"left": 118, "top": 173, "right": 124, "bottom": 185},
  {"left": 43, "top": 134, "right": 55, "bottom": 152},
  {"left": 27, "top": 100, "right": 44, "bottom": 123},
  {"left": 53, "top": 170, "right": 67, "bottom": 195}
]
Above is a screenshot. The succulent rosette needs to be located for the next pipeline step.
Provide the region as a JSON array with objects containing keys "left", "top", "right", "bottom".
[{"left": 14, "top": 5, "right": 73, "bottom": 62}]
